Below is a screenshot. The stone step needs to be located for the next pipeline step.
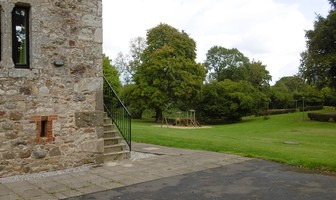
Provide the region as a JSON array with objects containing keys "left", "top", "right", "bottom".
[
  {"left": 104, "top": 112, "right": 109, "bottom": 118},
  {"left": 104, "top": 136, "right": 122, "bottom": 146},
  {"left": 103, "top": 124, "right": 114, "bottom": 131},
  {"left": 104, "top": 143, "right": 126, "bottom": 153},
  {"left": 103, "top": 130, "right": 119, "bottom": 138},
  {"left": 104, "top": 151, "right": 131, "bottom": 162},
  {"left": 104, "top": 117, "right": 112, "bottom": 124}
]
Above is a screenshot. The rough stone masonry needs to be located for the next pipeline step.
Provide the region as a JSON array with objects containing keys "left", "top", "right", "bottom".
[{"left": 0, "top": 0, "right": 104, "bottom": 177}]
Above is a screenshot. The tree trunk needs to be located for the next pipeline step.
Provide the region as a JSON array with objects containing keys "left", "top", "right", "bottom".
[
  {"left": 155, "top": 107, "right": 162, "bottom": 122},
  {"left": 132, "top": 109, "right": 143, "bottom": 119}
]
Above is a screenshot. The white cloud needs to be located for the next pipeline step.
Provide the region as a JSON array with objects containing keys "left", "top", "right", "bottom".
[{"left": 102, "top": 0, "right": 330, "bottom": 84}]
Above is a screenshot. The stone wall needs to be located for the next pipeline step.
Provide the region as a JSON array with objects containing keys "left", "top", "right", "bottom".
[{"left": 0, "top": 0, "right": 104, "bottom": 177}]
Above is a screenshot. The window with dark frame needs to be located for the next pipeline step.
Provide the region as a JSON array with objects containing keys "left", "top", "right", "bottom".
[{"left": 12, "top": 5, "right": 30, "bottom": 68}]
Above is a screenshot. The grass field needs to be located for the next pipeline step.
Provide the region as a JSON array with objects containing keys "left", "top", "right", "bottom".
[{"left": 132, "top": 108, "right": 336, "bottom": 172}]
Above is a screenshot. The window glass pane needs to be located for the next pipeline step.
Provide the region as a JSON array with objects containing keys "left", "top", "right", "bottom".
[{"left": 12, "top": 6, "right": 29, "bottom": 66}]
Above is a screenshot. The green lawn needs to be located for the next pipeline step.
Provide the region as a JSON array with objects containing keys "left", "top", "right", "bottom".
[{"left": 132, "top": 109, "right": 336, "bottom": 172}]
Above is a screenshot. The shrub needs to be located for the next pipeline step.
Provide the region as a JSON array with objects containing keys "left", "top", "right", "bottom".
[
  {"left": 299, "top": 105, "right": 324, "bottom": 111},
  {"left": 308, "top": 112, "right": 336, "bottom": 122},
  {"left": 257, "top": 108, "right": 297, "bottom": 116}
]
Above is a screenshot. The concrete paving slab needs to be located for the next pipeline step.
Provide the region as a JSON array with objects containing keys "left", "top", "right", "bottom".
[
  {"left": 15, "top": 188, "right": 48, "bottom": 199},
  {"left": 57, "top": 181, "right": 89, "bottom": 191},
  {"left": 59, "top": 180, "right": 92, "bottom": 190},
  {"left": 44, "top": 183, "right": 71, "bottom": 194},
  {"left": 0, "top": 193, "right": 22, "bottom": 200},
  {"left": 54, "top": 189, "right": 83, "bottom": 200},
  {"left": 3, "top": 181, "right": 36, "bottom": 193},
  {"left": 28, "top": 178, "right": 62, "bottom": 192},
  {"left": 93, "top": 180, "right": 124, "bottom": 190},
  {"left": 74, "top": 184, "right": 105, "bottom": 195}
]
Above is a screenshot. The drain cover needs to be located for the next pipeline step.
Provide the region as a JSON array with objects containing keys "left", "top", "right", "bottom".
[{"left": 283, "top": 141, "right": 300, "bottom": 145}]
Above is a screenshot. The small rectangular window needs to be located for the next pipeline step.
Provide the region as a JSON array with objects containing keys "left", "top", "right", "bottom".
[{"left": 12, "top": 5, "right": 30, "bottom": 68}]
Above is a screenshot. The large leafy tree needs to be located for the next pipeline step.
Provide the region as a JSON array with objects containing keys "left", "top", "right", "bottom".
[
  {"left": 199, "top": 80, "right": 265, "bottom": 122},
  {"left": 321, "top": 86, "right": 336, "bottom": 105},
  {"left": 247, "top": 61, "right": 272, "bottom": 89},
  {"left": 299, "top": 4, "right": 336, "bottom": 88},
  {"left": 133, "top": 23, "right": 205, "bottom": 121},
  {"left": 275, "top": 76, "right": 306, "bottom": 97},
  {"left": 204, "top": 46, "right": 250, "bottom": 82},
  {"left": 121, "top": 84, "right": 147, "bottom": 119},
  {"left": 270, "top": 83, "right": 294, "bottom": 109},
  {"left": 270, "top": 76, "right": 306, "bottom": 109}
]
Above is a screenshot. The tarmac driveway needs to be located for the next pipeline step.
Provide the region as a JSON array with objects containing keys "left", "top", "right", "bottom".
[{"left": 68, "top": 159, "right": 336, "bottom": 200}]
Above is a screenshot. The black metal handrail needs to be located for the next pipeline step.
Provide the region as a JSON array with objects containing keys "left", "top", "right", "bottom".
[{"left": 103, "top": 76, "right": 131, "bottom": 151}]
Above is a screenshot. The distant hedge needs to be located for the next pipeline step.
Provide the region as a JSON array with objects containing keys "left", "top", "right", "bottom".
[
  {"left": 299, "top": 105, "right": 324, "bottom": 112},
  {"left": 257, "top": 108, "right": 297, "bottom": 116},
  {"left": 308, "top": 112, "right": 336, "bottom": 122}
]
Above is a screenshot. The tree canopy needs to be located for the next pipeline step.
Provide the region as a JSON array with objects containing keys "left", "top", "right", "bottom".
[
  {"left": 269, "top": 76, "right": 327, "bottom": 109},
  {"left": 199, "top": 80, "right": 266, "bottom": 122},
  {"left": 204, "top": 46, "right": 271, "bottom": 88},
  {"left": 133, "top": 23, "right": 205, "bottom": 121},
  {"left": 329, "top": 0, "right": 336, "bottom": 9},
  {"left": 247, "top": 60, "right": 272, "bottom": 90},
  {"left": 204, "top": 46, "right": 250, "bottom": 82},
  {"left": 103, "top": 54, "right": 122, "bottom": 95},
  {"left": 106, "top": 6, "right": 336, "bottom": 124},
  {"left": 299, "top": 5, "right": 336, "bottom": 88},
  {"left": 114, "top": 37, "right": 147, "bottom": 86}
]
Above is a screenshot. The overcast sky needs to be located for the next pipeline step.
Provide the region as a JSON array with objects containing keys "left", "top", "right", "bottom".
[{"left": 102, "top": 0, "right": 331, "bottom": 84}]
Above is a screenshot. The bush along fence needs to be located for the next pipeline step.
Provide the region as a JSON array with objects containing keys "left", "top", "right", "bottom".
[
  {"left": 256, "top": 108, "right": 297, "bottom": 116},
  {"left": 307, "top": 112, "right": 336, "bottom": 122},
  {"left": 299, "top": 105, "right": 324, "bottom": 112},
  {"left": 256, "top": 105, "right": 325, "bottom": 117}
]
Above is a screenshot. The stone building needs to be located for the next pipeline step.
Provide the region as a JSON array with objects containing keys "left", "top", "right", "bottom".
[{"left": 0, "top": 0, "right": 106, "bottom": 177}]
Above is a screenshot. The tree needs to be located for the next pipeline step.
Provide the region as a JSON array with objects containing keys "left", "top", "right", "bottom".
[
  {"left": 103, "top": 54, "right": 122, "bottom": 95},
  {"left": 246, "top": 61, "right": 272, "bottom": 89},
  {"left": 304, "top": 85, "right": 324, "bottom": 106},
  {"left": 321, "top": 86, "right": 336, "bottom": 106},
  {"left": 329, "top": 0, "right": 336, "bottom": 9},
  {"left": 270, "top": 76, "right": 306, "bottom": 109},
  {"left": 270, "top": 83, "right": 293, "bottom": 109},
  {"left": 133, "top": 23, "right": 205, "bottom": 121},
  {"left": 129, "top": 37, "right": 147, "bottom": 74},
  {"left": 199, "top": 80, "right": 265, "bottom": 122},
  {"left": 114, "top": 37, "right": 147, "bottom": 86},
  {"left": 121, "top": 84, "right": 147, "bottom": 118},
  {"left": 299, "top": 5, "right": 336, "bottom": 88},
  {"left": 275, "top": 76, "right": 306, "bottom": 96},
  {"left": 204, "top": 46, "right": 250, "bottom": 82},
  {"left": 114, "top": 52, "right": 131, "bottom": 86},
  {"left": 270, "top": 76, "right": 325, "bottom": 108}
]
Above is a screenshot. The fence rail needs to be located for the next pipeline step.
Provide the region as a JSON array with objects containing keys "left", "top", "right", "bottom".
[{"left": 103, "top": 76, "right": 131, "bottom": 151}]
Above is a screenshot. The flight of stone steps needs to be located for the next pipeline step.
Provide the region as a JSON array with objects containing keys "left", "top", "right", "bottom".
[{"left": 103, "top": 113, "right": 130, "bottom": 162}]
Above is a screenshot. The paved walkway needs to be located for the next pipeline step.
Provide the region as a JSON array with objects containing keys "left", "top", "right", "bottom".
[
  {"left": 0, "top": 143, "right": 250, "bottom": 199},
  {"left": 68, "top": 159, "right": 336, "bottom": 200}
]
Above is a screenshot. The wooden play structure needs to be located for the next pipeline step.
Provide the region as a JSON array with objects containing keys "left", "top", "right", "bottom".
[
  {"left": 161, "top": 109, "right": 201, "bottom": 127},
  {"left": 186, "top": 109, "right": 200, "bottom": 127}
]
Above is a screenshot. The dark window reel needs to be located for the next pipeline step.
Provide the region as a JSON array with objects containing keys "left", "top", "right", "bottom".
[{"left": 12, "top": 6, "right": 30, "bottom": 68}]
